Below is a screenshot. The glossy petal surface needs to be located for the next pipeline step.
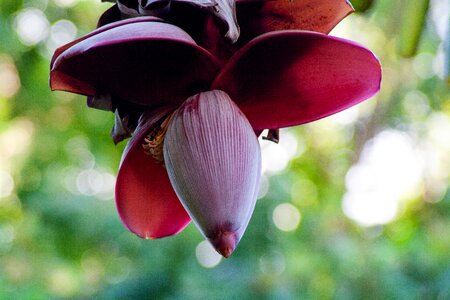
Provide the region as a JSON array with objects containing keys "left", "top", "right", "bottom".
[
  {"left": 50, "top": 17, "right": 219, "bottom": 107},
  {"left": 163, "top": 90, "right": 261, "bottom": 257},
  {"left": 116, "top": 107, "right": 190, "bottom": 239},
  {"left": 213, "top": 31, "right": 382, "bottom": 130},
  {"left": 236, "top": 0, "right": 353, "bottom": 43}
]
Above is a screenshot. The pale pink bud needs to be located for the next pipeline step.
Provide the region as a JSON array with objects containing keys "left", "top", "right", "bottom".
[{"left": 164, "top": 90, "right": 261, "bottom": 257}]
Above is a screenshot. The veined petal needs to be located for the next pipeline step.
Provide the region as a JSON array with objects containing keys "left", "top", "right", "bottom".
[
  {"left": 50, "top": 17, "right": 219, "bottom": 107},
  {"left": 163, "top": 90, "right": 261, "bottom": 257},
  {"left": 213, "top": 31, "right": 382, "bottom": 130},
  {"left": 236, "top": 0, "right": 353, "bottom": 43},
  {"left": 116, "top": 106, "right": 190, "bottom": 239}
]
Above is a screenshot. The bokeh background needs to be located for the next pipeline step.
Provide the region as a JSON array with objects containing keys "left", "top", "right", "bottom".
[{"left": 0, "top": 0, "right": 449, "bottom": 298}]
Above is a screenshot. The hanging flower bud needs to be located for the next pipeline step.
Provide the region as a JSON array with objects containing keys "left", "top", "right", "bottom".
[{"left": 163, "top": 90, "right": 261, "bottom": 257}]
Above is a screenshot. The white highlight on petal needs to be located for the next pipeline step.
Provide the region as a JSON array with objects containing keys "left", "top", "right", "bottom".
[
  {"left": 196, "top": 240, "right": 222, "bottom": 268},
  {"left": 272, "top": 203, "right": 301, "bottom": 232},
  {"left": 14, "top": 8, "right": 49, "bottom": 46}
]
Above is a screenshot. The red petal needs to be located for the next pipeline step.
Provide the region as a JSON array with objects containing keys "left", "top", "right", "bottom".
[
  {"left": 212, "top": 31, "right": 382, "bottom": 130},
  {"left": 50, "top": 17, "right": 219, "bottom": 107},
  {"left": 116, "top": 107, "right": 190, "bottom": 239},
  {"left": 236, "top": 0, "right": 354, "bottom": 43}
]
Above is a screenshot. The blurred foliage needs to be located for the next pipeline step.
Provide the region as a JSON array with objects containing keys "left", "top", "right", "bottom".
[
  {"left": 351, "top": 0, "right": 375, "bottom": 13},
  {"left": 399, "top": 0, "right": 430, "bottom": 57},
  {"left": 0, "top": 0, "right": 449, "bottom": 299}
]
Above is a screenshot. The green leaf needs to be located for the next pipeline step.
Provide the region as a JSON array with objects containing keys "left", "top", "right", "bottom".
[
  {"left": 398, "top": 0, "right": 429, "bottom": 57},
  {"left": 350, "top": 0, "right": 375, "bottom": 13}
]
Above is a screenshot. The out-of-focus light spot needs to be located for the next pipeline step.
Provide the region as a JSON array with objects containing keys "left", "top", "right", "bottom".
[
  {"left": 65, "top": 136, "right": 95, "bottom": 168},
  {"left": 76, "top": 170, "right": 101, "bottom": 196},
  {"left": 47, "top": 20, "right": 77, "bottom": 52},
  {"left": 329, "top": 105, "right": 360, "bottom": 125},
  {"left": 331, "top": 15, "right": 386, "bottom": 54},
  {"left": 106, "top": 257, "right": 131, "bottom": 284},
  {"left": 0, "top": 171, "right": 14, "bottom": 198},
  {"left": 63, "top": 167, "right": 79, "bottom": 195},
  {"left": 53, "top": 0, "right": 79, "bottom": 8},
  {"left": 272, "top": 203, "right": 301, "bottom": 232},
  {"left": 403, "top": 90, "right": 430, "bottom": 119},
  {"left": 261, "top": 130, "right": 302, "bottom": 174},
  {"left": 4, "top": 257, "right": 32, "bottom": 282},
  {"left": 343, "top": 191, "right": 398, "bottom": 227},
  {"left": 427, "top": 113, "right": 450, "bottom": 151},
  {"left": 0, "top": 224, "right": 15, "bottom": 248},
  {"left": 0, "top": 119, "right": 34, "bottom": 159},
  {"left": 75, "top": 169, "right": 115, "bottom": 199},
  {"left": 356, "top": 131, "right": 423, "bottom": 198},
  {"left": 81, "top": 254, "right": 104, "bottom": 293},
  {"left": 433, "top": 45, "right": 446, "bottom": 80},
  {"left": 257, "top": 175, "right": 269, "bottom": 199},
  {"left": 291, "top": 177, "right": 318, "bottom": 207},
  {"left": 259, "top": 251, "right": 285, "bottom": 275},
  {"left": 422, "top": 113, "right": 450, "bottom": 202},
  {"left": 0, "top": 57, "right": 21, "bottom": 99},
  {"left": 48, "top": 267, "right": 79, "bottom": 297},
  {"left": 413, "top": 53, "right": 436, "bottom": 80},
  {"left": 343, "top": 130, "right": 424, "bottom": 226},
  {"left": 14, "top": 8, "right": 49, "bottom": 46},
  {"left": 305, "top": 119, "right": 346, "bottom": 150},
  {"left": 430, "top": 0, "right": 450, "bottom": 41},
  {"left": 196, "top": 240, "right": 222, "bottom": 268}
]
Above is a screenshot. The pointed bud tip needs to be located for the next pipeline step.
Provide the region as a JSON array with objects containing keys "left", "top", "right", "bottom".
[{"left": 210, "top": 230, "right": 238, "bottom": 258}]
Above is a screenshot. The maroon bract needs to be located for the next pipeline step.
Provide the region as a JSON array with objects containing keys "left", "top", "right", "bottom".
[
  {"left": 50, "top": 16, "right": 381, "bottom": 257},
  {"left": 98, "top": 0, "right": 354, "bottom": 62}
]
